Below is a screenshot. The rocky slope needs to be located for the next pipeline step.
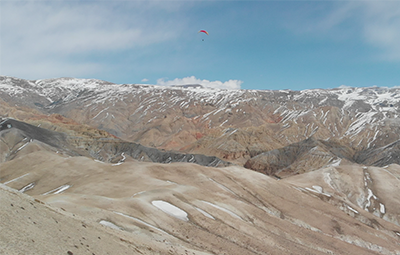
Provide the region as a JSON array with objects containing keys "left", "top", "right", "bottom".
[
  {"left": 244, "top": 137, "right": 355, "bottom": 178},
  {"left": 282, "top": 164, "right": 400, "bottom": 227},
  {"left": 0, "top": 118, "right": 228, "bottom": 167}
]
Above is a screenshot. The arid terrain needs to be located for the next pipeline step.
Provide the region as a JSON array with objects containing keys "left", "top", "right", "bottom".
[{"left": 1, "top": 76, "right": 400, "bottom": 254}]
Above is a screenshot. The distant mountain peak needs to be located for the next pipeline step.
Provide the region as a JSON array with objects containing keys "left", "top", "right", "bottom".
[{"left": 171, "top": 84, "right": 204, "bottom": 89}]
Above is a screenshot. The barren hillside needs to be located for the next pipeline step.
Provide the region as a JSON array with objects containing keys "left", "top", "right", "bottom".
[{"left": 1, "top": 76, "right": 400, "bottom": 254}]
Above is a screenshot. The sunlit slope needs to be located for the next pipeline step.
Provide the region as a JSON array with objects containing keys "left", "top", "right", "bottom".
[
  {"left": 0, "top": 184, "right": 208, "bottom": 255},
  {"left": 1, "top": 149, "right": 400, "bottom": 254}
]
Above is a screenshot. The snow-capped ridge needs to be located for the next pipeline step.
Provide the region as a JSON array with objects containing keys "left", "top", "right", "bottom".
[{"left": 2, "top": 75, "right": 400, "bottom": 173}]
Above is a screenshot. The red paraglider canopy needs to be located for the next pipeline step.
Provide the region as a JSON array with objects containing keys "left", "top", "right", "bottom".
[{"left": 198, "top": 30, "right": 209, "bottom": 35}]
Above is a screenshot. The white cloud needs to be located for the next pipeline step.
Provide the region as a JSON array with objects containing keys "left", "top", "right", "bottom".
[
  {"left": 318, "top": 2, "right": 400, "bottom": 61},
  {"left": 0, "top": 1, "right": 180, "bottom": 79},
  {"left": 285, "top": 1, "right": 400, "bottom": 61},
  {"left": 359, "top": 2, "right": 400, "bottom": 61},
  {"left": 141, "top": 78, "right": 149, "bottom": 82},
  {"left": 4, "top": 59, "right": 102, "bottom": 81},
  {"left": 156, "top": 76, "right": 243, "bottom": 90}
]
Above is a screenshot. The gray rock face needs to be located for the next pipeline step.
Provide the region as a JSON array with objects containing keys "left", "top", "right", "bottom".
[
  {"left": 244, "top": 137, "right": 355, "bottom": 178},
  {"left": 0, "top": 118, "right": 229, "bottom": 167},
  {"left": 355, "top": 139, "right": 400, "bottom": 167}
]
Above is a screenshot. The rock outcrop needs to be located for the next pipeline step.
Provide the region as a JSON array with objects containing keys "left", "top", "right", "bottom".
[
  {"left": 0, "top": 118, "right": 229, "bottom": 167},
  {"left": 244, "top": 137, "right": 355, "bottom": 178}
]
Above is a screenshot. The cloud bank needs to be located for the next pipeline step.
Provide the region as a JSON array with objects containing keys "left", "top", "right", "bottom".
[
  {"left": 0, "top": 1, "right": 179, "bottom": 79},
  {"left": 320, "top": 2, "right": 400, "bottom": 61},
  {"left": 156, "top": 76, "right": 243, "bottom": 90},
  {"left": 285, "top": 1, "right": 400, "bottom": 62},
  {"left": 360, "top": 2, "right": 400, "bottom": 61}
]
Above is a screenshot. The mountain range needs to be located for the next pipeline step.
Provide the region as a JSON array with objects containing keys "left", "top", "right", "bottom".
[{"left": 1, "top": 76, "right": 400, "bottom": 254}]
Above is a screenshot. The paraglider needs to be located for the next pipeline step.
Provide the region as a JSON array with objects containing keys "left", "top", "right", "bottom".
[
  {"left": 198, "top": 30, "right": 209, "bottom": 41},
  {"left": 198, "top": 30, "right": 209, "bottom": 35}
]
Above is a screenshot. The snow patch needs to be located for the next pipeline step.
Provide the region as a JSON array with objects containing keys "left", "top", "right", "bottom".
[
  {"left": 3, "top": 173, "right": 30, "bottom": 184},
  {"left": 194, "top": 207, "right": 215, "bottom": 220},
  {"left": 365, "top": 188, "right": 377, "bottom": 210},
  {"left": 112, "top": 152, "right": 126, "bottom": 166},
  {"left": 312, "top": 185, "right": 323, "bottom": 193},
  {"left": 201, "top": 201, "right": 242, "bottom": 220},
  {"left": 304, "top": 185, "right": 331, "bottom": 197},
  {"left": 346, "top": 204, "right": 359, "bottom": 214},
  {"left": 113, "top": 211, "right": 171, "bottom": 236},
  {"left": 99, "top": 220, "right": 121, "bottom": 230},
  {"left": 19, "top": 182, "right": 35, "bottom": 193},
  {"left": 16, "top": 141, "right": 30, "bottom": 152},
  {"left": 345, "top": 111, "right": 376, "bottom": 138},
  {"left": 42, "top": 185, "right": 71, "bottom": 195},
  {"left": 379, "top": 203, "right": 385, "bottom": 214},
  {"left": 323, "top": 172, "right": 334, "bottom": 189},
  {"left": 152, "top": 200, "right": 188, "bottom": 221},
  {"left": 208, "top": 178, "right": 236, "bottom": 196},
  {"left": 328, "top": 158, "right": 341, "bottom": 167},
  {"left": 131, "top": 191, "right": 146, "bottom": 197}
]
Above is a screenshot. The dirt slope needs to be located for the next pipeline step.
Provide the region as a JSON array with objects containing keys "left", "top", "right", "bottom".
[
  {"left": 0, "top": 184, "right": 209, "bottom": 255},
  {"left": 1, "top": 149, "right": 400, "bottom": 254}
]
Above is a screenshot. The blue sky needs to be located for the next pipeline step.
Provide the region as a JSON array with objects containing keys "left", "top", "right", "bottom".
[{"left": 1, "top": 0, "right": 400, "bottom": 90}]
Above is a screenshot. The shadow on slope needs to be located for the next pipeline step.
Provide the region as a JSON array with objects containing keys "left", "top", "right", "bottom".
[
  {"left": 355, "top": 139, "right": 400, "bottom": 167},
  {"left": 0, "top": 118, "right": 229, "bottom": 167},
  {"left": 244, "top": 137, "right": 355, "bottom": 178}
]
